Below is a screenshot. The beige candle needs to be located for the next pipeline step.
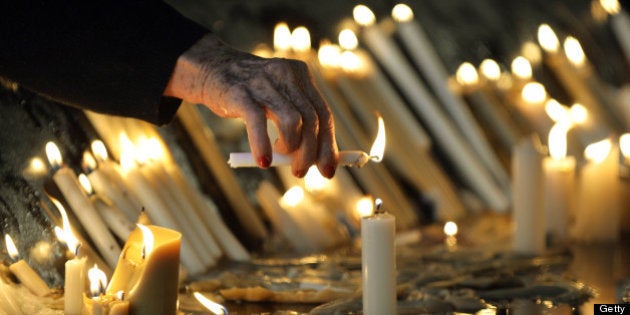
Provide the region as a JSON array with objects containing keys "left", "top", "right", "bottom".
[
  {"left": 107, "top": 225, "right": 180, "bottom": 315},
  {"left": 4, "top": 234, "right": 50, "bottom": 297},
  {"left": 46, "top": 142, "right": 121, "bottom": 268}
]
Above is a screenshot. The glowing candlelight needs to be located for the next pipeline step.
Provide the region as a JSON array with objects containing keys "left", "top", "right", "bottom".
[
  {"left": 353, "top": 4, "right": 376, "bottom": 26},
  {"left": 443, "top": 221, "right": 458, "bottom": 247},
  {"left": 600, "top": 0, "right": 630, "bottom": 62},
  {"left": 338, "top": 29, "right": 359, "bottom": 50},
  {"left": 574, "top": 138, "right": 620, "bottom": 242},
  {"left": 621, "top": 133, "right": 630, "bottom": 161},
  {"left": 273, "top": 22, "right": 291, "bottom": 53},
  {"left": 138, "top": 224, "right": 154, "bottom": 259},
  {"left": 521, "top": 82, "right": 547, "bottom": 104},
  {"left": 304, "top": 166, "right": 328, "bottom": 192},
  {"left": 291, "top": 26, "right": 311, "bottom": 53},
  {"left": 480, "top": 59, "right": 501, "bottom": 82},
  {"left": 228, "top": 115, "right": 385, "bottom": 168},
  {"left": 52, "top": 197, "right": 87, "bottom": 315},
  {"left": 456, "top": 62, "right": 479, "bottom": 87},
  {"left": 355, "top": 196, "right": 374, "bottom": 219},
  {"left": 570, "top": 103, "right": 588, "bottom": 124},
  {"left": 511, "top": 56, "right": 533, "bottom": 80},
  {"left": 537, "top": 24, "right": 560, "bottom": 53},
  {"left": 4, "top": 234, "right": 51, "bottom": 297},
  {"left": 564, "top": 36, "right": 586, "bottom": 67},
  {"left": 193, "top": 292, "right": 228, "bottom": 315},
  {"left": 88, "top": 264, "right": 107, "bottom": 297},
  {"left": 317, "top": 41, "right": 341, "bottom": 68},
  {"left": 46, "top": 141, "right": 121, "bottom": 267}
]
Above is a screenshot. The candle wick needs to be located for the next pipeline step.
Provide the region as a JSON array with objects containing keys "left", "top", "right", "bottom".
[
  {"left": 116, "top": 290, "right": 125, "bottom": 301},
  {"left": 74, "top": 243, "right": 82, "bottom": 257},
  {"left": 141, "top": 245, "right": 147, "bottom": 260},
  {"left": 374, "top": 198, "right": 384, "bottom": 214}
]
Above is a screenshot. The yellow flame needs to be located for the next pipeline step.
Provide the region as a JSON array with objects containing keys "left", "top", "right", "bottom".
[
  {"left": 88, "top": 264, "right": 108, "bottom": 297},
  {"left": 78, "top": 173, "right": 93, "bottom": 195},
  {"left": 392, "top": 3, "right": 414, "bottom": 22},
  {"left": 5, "top": 234, "right": 19, "bottom": 261},
  {"left": 340, "top": 50, "right": 362, "bottom": 72},
  {"left": 537, "top": 24, "right": 560, "bottom": 53},
  {"left": 620, "top": 133, "right": 630, "bottom": 158},
  {"left": 193, "top": 292, "right": 227, "bottom": 315},
  {"left": 353, "top": 5, "right": 376, "bottom": 26},
  {"left": 456, "top": 62, "right": 479, "bottom": 86},
  {"left": 291, "top": 26, "right": 311, "bottom": 53},
  {"left": 369, "top": 115, "right": 386, "bottom": 162},
  {"left": 521, "top": 82, "right": 547, "bottom": 103},
  {"left": 304, "top": 166, "right": 328, "bottom": 192},
  {"left": 318, "top": 41, "right": 341, "bottom": 68},
  {"left": 138, "top": 224, "right": 154, "bottom": 258},
  {"left": 83, "top": 151, "right": 97, "bottom": 172},
  {"left": 91, "top": 140, "right": 108, "bottom": 162},
  {"left": 584, "top": 138, "right": 612, "bottom": 163},
  {"left": 355, "top": 196, "right": 374, "bottom": 218},
  {"left": 545, "top": 99, "right": 571, "bottom": 125},
  {"left": 281, "top": 186, "right": 304, "bottom": 207},
  {"left": 25, "top": 157, "right": 47, "bottom": 177},
  {"left": 600, "top": 0, "right": 621, "bottom": 14},
  {"left": 443, "top": 221, "right": 458, "bottom": 237},
  {"left": 274, "top": 22, "right": 292, "bottom": 52},
  {"left": 339, "top": 29, "right": 359, "bottom": 50},
  {"left": 119, "top": 133, "right": 137, "bottom": 172},
  {"left": 564, "top": 36, "right": 586, "bottom": 67},
  {"left": 479, "top": 59, "right": 501, "bottom": 81},
  {"left": 521, "top": 41, "right": 542, "bottom": 65},
  {"left": 51, "top": 197, "right": 81, "bottom": 255},
  {"left": 511, "top": 56, "right": 532, "bottom": 80},
  {"left": 45, "top": 141, "right": 62, "bottom": 169},
  {"left": 548, "top": 124, "right": 569, "bottom": 160},
  {"left": 569, "top": 103, "right": 588, "bottom": 124}
]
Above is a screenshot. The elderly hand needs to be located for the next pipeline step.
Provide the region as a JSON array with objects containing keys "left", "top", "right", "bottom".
[{"left": 164, "top": 33, "right": 338, "bottom": 178}]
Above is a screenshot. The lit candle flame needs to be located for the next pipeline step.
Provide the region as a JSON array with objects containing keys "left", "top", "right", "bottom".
[
  {"left": 51, "top": 198, "right": 81, "bottom": 256},
  {"left": 369, "top": 115, "right": 386, "bottom": 162},
  {"left": 520, "top": 41, "right": 542, "bottom": 65},
  {"left": 620, "top": 133, "right": 630, "bottom": 159},
  {"left": 5, "top": 234, "right": 19, "bottom": 261},
  {"left": 455, "top": 62, "right": 479, "bottom": 86},
  {"left": 119, "top": 133, "right": 137, "bottom": 172},
  {"left": 355, "top": 196, "right": 374, "bottom": 218},
  {"left": 353, "top": 5, "right": 376, "bottom": 27},
  {"left": 584, "top": 138, "right": 612, "bottom": 164},
  {"left": 545, "top": 99, "right": 572, "bottom": 127},
  {"left": 480, "top": 59, "right": 501, "bottom": 81},
  {"left": 338, "top": 29, "right": 358, "bottom": 50},
  {"left": 537, "top": 24, "right": 560, "bottom": 53},
  {"left": 45, "top": 141, "right": 63, "bottom": 170},
  {"left": 83, "top": 151, "right": 98, "bottom": 173},
  {"left": 391, "top": 3, "right": 413, "bottom": 22},
  {"left": 137, "top": 224, "right": 154, "bottom": 259},
  {"left": 340, "top": 50, "right": 362, "bottom": 73},
  {"left": 521, "top": 82, "right": 547, "bottom": 104},
  {"left": 138, "top": 137, "right": 165, "bottom": 162},
  {"left": 548, "top": 124, "right": 569, "bottom": 160},
  {"left": 273, "top": 22, "right": 292, "bottom": 52},
  {"left": 91, "top": 140, "right": 109, "bottom": 162},
  {"left": 291, "top": 26, "right": 311, "bottom": 53},
  {"left": 78, "top": 173, "right": 94, "bottom": 195},
  {"left": 564, "top": 36, "right": 586, "bottom": 67},
  {"left": 600, "top": 0, "right": 621, "bottom": 15},
  {"left": 511, "top": 56, "right": 533, "bottom": 80},
  {"left": 193, "top": 292, "right": 228, "bottom": 315},
  {"left": 88, "top": 264, "right": 108, "bottom": 297},
  {"left": 443, "top": 221, "right": 458, "bottom": 237},
  {"left": 281, "top": 186, "right": 304, "bottom": 207},
  {"left": 569, "top": 103, "right": 588, "bottom": 125},
  {"left": 304, "top": 166, "right": 328, "bottom": 192},
  {"left": 318, "top": 41, "right": 341, "bottom": 68}
]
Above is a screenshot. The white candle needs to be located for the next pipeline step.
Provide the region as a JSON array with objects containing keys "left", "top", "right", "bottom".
[
  {"left": 391, "top": 4, "right": 510, "bottom": 192},
  {"left": 361, "top": 199, "right": 396, "bottom": 315},
  {"left": 229, "top": 150, "right": 371, "bottom": 168},
  {"left": 601, "top": 0, "right": 630, "bottom": 62},
  {"left": 4, "top": 234, "right": 51, "bottom": 297},
  {"left": 573, "top": 139, "right": 620, "bottom": 242},
  {"left": 0, "top": 279, "right": 21, "bottom": 315},
  {"left": 51, "top": 198, "right": 87, "bottom": 315},
  {"left": 45, "top": 142, "right": 121, "bottom": 268},
  {"left": 353, "top": 4, "right": 508, "bottom": 212},
  {"left": 512, "top": 135, "right": 545, "bottom": 255},
  {"left": 542, "top": 125, "right": 576, "bottom": 245}
]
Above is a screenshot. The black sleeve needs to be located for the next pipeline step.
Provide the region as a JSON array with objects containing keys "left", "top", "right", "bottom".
[{"left": 0, "top": 1, "right": 208, "bottom": 125}]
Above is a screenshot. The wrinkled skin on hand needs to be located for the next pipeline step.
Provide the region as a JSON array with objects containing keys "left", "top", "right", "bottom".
[{"left": 165, "top": 34, "right": 338, "bottom": 178}]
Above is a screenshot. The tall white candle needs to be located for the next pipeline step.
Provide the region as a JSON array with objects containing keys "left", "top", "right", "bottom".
[
  {"left": 573, "top": 139, "right": 620, "bottom": 242},
  {"left": 4, "top": 234, "right": 51, "bottom": 297},
  {"left": 512, "top": 135, "right": 545, "bottom": 255},
  {"left": 542, "top": 125, "right": 575, "bottom": 246},
  {"left": 51, "top": 198, "right": 87, "bottom": 315},
  {"left": 361, "top": 199, "right": 396, "bottom": 315},
  {"left": 391, "top": 3, "right": 510, "bottom": 191},
  {"left": 353, "top": 4, "right": 508, "bottom": 212},
  {"left": 45, "top": 142, "right": 121, "bottom": 268}
]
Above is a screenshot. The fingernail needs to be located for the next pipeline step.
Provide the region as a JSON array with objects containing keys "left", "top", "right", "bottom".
[
  {"left": 259, "top": 156, "right": 271, "bottom": 168},
  {"left": 323, "top": 165, "right": 336, "bottom": 178},
  {"left": 294, "top": 169, "right": 307, "bottom": 178}
]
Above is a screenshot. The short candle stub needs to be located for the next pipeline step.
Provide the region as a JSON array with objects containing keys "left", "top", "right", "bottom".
[{"left": 374, "top": 198, "right": 384, "bottom": 214}]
